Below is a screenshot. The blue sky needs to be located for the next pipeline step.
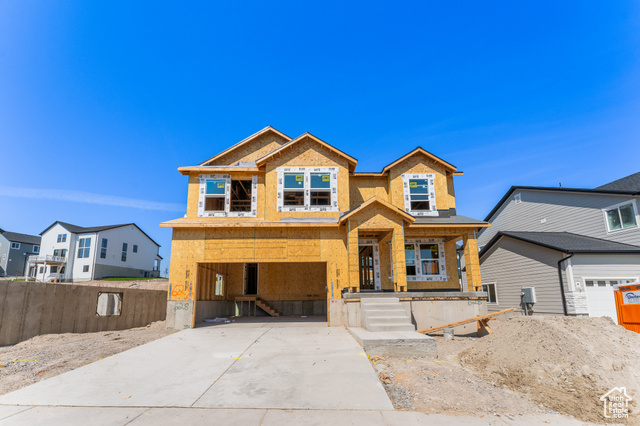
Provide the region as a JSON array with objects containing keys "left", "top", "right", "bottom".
[{"left": 1, "top": 2, "right": 639, "bottom": 269}]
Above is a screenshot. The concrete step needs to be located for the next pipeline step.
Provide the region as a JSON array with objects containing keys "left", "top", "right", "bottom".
[
  {"left": 348, "top": 327, "right": 437, "bottom": 358},
  {"left": 360, "top": 297, "right": 399, "bottom": 304},
  {"left": 361, "top": 309, "right": 408, "bottom": 317},
  {"left": 361, "top": 303, "right": 406, "bottom": 312},
  {"left": 366, "top": 323, "right": 416, "bottom": 332},
  {"left": 364, "top": 316, "right": 412, "bottom": 325}
]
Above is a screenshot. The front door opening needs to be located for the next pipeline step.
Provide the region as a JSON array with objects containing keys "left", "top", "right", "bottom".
[
  {"left": 359, "top": 246, "right": 375, "bottom": 290},
  {"left": 245, "top": 263, "right": 258, "bottom": 295}
]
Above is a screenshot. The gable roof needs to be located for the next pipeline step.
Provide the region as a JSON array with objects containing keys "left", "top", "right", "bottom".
[
  {"left": 40, "top": 221, "right": 160, "bottom": 247},
  {"left": 338, "top": 196, "right": 415, "bottom": 225},
  {"left": 479, "top": 231, "right": 640, "bottom": 258},
  {"left": 199, "top": 126, "right": 291, "bottom": 166},
  {"left": 255, "top": 132, "right": 358, "bottom": 172},
  {"left": 596, "top": 171, "right": 640, "bottom": 192},
  {"left": 0, "top": 230, "right": 41, "bottom": 245},
  {"left": 484, "top": 186, "right": 640, "bottom": 222},
  {"left": 381, "top": 147, "right": 457, "bottom": 174}
]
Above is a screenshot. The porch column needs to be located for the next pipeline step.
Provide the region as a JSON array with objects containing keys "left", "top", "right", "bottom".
[
  {"left": 462, "top": 232, "right": 482, "bottom": 291},
  {"left": 391, "top": 228, "right": 407, "bottom": 292},
  {"left": 347, "top": 220, "right": 360, "bottom": 293}
]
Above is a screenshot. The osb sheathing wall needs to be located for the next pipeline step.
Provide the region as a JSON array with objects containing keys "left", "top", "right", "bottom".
[
  {"left": 207, "top": 132, "right": 290, "bottom": 166},
  {"left": 349, "top": 175, "right": 390, "bottom": 208},
  {"left": 264, "top": 137, "right": 351, "bottom": 220},
  {"left": 388, "top": 152, "right": 456, "bottom": 211},
  {"left": 169, "top": 227, "right": 348, "bottom": 302}
]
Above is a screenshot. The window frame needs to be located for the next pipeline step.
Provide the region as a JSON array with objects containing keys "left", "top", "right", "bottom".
[
  {"left": 404, "top": 238, "right": 447, "bottom": 281},
  {"left": 602, "top": 200, "right": 639, "bottom": 233},
  {"left": 100, "top": 238, "right": 108, "bottom": 259},
  {"left": 481, "top": 282, "right": 498, "bottom": 304},
  {"left": 122, "top": 243, "right": 127, "bottom": 262},
  {"left": 197, "top": 174, "right": 258, "bottom": 218},
  {"left": 133, "top": 244, "right": 138, "bottom": 253},
  {"left": 33, "top": 245, "right": 40, "bottom": 254},
  {"left": 57, "top": 234, "right": 67, "bottom": 243},
  {"left": 77, "top": 238, "right": 91, "bottom": 258},
  {"left": 10, "top": 242, "right": 20, "bottom": 250},
  {"left": 276, "top": 167, "right": 339, "bottom": 212},
  {"left": 401, "top": 174, "right": 438, "bottom": 217}
]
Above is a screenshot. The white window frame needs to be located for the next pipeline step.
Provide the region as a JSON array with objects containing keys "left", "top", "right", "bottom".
[
  {"left": 404, "top": 238, "right": 447, "bottom": 281},
  {"left": 602, "top": 199, "right": 639, "bottom": 233},
  {"left": 481, "top": 282, "right": 498, "bottom": 304},
  {"left": 77, "top": 238, "right": 91, "bottom": 258},
  {"left": 198, "top": 174, "right": 258, "bottom": 218},
  {"left": 276, "top": 167, "right": 339, "bottom": 212},
  {"left": 57, "top": 234, "right": 67, "bottom": 243},
  {"left": 10, "top": 242, "right": 20, "bottom": 250},
  {"left": 33, "top": 245, "right": 40, "bottom": 254},
  {"left": 401, "top": 174, "right": 438, "bottom": 217},
  {"left": 358, "top": 239, "right": 381, "bottom": 291}
]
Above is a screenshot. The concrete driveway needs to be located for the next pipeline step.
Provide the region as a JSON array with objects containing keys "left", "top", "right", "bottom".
[{"left": 0, "top": 318, "right": 591, "bottom": 425}]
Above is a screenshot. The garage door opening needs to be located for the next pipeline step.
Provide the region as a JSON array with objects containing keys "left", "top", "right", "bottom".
[{"left": 194, "top": 262, "right": 328, "bottom": 324}]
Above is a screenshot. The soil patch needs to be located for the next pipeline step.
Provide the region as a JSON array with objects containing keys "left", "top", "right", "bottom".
[
  {"left": 0, "top": 321, "right": 175, "bottom": 395},
  {"left": 460, "top": 316, "right": 640, "bottom": 423}
]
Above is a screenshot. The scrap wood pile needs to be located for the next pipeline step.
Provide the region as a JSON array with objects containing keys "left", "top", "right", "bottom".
[{"left": 460, "top": 316, "right": 640, "bottom": 423}]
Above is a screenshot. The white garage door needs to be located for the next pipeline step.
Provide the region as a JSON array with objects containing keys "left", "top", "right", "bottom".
[{"left": 584, "top": 279, "right": 636, "bottom": 325}]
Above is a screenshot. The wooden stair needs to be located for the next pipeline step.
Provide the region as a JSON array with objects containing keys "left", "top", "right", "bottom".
[
  {"left": 234, "top": 296, "right": 281, "bottom": 317},
  {"left": 256, "top": 298, "right": 280, "bottom": 317}
]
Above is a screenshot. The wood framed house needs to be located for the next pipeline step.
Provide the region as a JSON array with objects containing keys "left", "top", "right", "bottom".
[
  {"left": 162, "top": 127, "right": 489, "bottom": 328},
  {"left": 476, "top": 172, "right": 640, "bottom": 322}
]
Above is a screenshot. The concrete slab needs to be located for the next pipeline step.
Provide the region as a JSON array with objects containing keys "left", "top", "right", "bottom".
[
  {"left": 195, "top": 327, "right": 394, "bottom": 410},
  {"left": 348, "top": 327, "right": 438, "bottom": 358},
  {"left": 128, "top": 408, "right": 266, "bottom": 425},
  {"left": 0, "top": 327, "right": 268, "bottom": 407},
  {"left": 262, "top": 409, "right": 387, "bottom": 425},
  {"left": 0, "top": 406, "right": 146, "bottom": 426},
  {"left": 0, "top": 406, "right": 33, "bottom": 421}
]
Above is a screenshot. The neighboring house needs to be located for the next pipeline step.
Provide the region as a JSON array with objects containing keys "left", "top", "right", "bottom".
[
  {"left": 0, "top": 228, "right": 41, "bottom": 277},
  {"left": 162, "top": 126, "right": 489, "bottom": 328},
  {"left": 27, "top": 221, "right": 162, "bottom": 282},
  {"left": 476, "top": 172, "right": 640, "bottom": 321}
]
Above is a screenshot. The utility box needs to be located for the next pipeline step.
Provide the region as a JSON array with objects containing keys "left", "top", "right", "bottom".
[{"left": 521, "top": 287, "right": 536, "bottom": 304}]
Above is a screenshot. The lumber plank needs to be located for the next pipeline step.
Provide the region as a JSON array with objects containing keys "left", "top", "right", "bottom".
[{"left": 417, "top": 308, "right": 514, "bottom": 334}]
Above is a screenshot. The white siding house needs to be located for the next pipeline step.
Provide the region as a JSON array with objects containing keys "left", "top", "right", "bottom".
[{"left": 29, "top": 221, "right": 162, "bottom": 282}]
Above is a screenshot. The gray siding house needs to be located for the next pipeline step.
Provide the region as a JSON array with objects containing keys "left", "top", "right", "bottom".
[
  {"left": 477, "top": 172, "right": 640, "bottom": 322},
  {"left": 0, "top": 228, "right": 41, "bottom": 277}
]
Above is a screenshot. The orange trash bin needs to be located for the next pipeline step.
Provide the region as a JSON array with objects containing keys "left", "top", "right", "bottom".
[{"left": 614, "top": 283, "right": 640, "bottom": 334}]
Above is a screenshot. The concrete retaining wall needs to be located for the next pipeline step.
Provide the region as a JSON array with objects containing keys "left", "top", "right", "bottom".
[
  {"left": 330, "top": 298, "right": 488, "bottom": 333},
  {"left": 0, "top": 280, "right": 167, "bottom": 345}
]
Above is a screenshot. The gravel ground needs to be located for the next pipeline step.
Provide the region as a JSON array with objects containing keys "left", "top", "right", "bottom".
[
  {"left": 53, "top": 278, "right": 169, "bottom": 291},
  {"left": 0, "top": 321, "right": 175, "bottom": 396}
]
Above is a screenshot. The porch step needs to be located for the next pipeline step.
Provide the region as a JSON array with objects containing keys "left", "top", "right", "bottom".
[{"left": 360, "top": 296, "right": 415, "bottom": 332}]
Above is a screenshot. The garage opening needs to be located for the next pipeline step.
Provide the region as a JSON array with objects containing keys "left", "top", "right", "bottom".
[{"left": 194, "top": 262, "right": 327, "bottom": 324}]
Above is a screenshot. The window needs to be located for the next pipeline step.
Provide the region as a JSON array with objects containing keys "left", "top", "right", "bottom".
[
  {"left": 310, "top": 173, "right": 331, "bottom": 206},
  {"left": 215, "top": 273, "right": 224, "bottom": 296},
  {"left": 57, "top": 234, "right": 67, "bottom": 243},
  {"left": 276, "top": 167, "right": 338, "bottom": 212},
  {"left": 283, "top": 173, "right": 305, "bottom": 206},
  {"left": 604, "top": 201, "right": 638, "bottom": 232},
  {"left": 402, "top": 174, "right": 437, "bottom": 216},
  {"left": 39, "top": 267, "right": 44, "bottom": 273},
  {"left": 585, "top": 279, "right": 635, "bottom": 287},
  {"left": 96, "top": 292, "right": 122, "bottom": 316},
  {"left": 122, "top": 243, "right": 128, "bottom": 262},
  {"left": 100, "top": 238, "right": 108, "bottom": 259},
  {"left": 482, "top": 283, "right": 497, "bottom": 303},
  {"left": 404, "top": 238, "right": 447, "bottom": 281},
  {"left": 198, "top": 174, "right": 258, "bottom": 217},
  {"left": 83, "top": 265, "right": 89, "bottom": 273},
  {"left": 10, "top": 242, "right": 20, "bottom": 249},
  {"left": 54, "top": 249, "right": 67, "bottom": 258},
  {"left": 50, "top": 266, "right": 58, "bottom": 274},
  {"left": 77, "top": 238, "right": 91, "bottom": 258},
  {"left": 33, "top": 245, "right": 40, "bottom": 254},
  {"left": 133, "top": 245, "right": 138, "bottom": 253}
]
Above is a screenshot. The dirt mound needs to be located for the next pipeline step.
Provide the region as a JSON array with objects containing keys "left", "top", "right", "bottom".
[{"left": 460, "top": 316, "right": 640, "bottom": 423}]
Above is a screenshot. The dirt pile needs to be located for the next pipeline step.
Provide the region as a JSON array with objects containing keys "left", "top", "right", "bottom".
[{"left": 460, "top": 316, "right": 640, "bottom": 423}]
